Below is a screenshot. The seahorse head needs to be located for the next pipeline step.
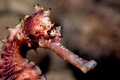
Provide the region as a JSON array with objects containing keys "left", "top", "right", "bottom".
[{"left": 21, "top": 5, "right": 62, "bottom": 48}]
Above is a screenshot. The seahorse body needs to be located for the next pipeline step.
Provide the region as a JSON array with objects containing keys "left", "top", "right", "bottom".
[{"left": 0, "top": 5, "right": 97, "bottom": 80}]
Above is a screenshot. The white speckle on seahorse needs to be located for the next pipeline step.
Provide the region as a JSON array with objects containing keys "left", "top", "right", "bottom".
[
  {"left": 43, "top": 17, "right": 50, "bottom": 25},
  {"left": 48, "top": 40, "right": 51, "bottom": 42},
  {"left": 56, "top": 43, "right": 60, "bottom": 46},
  {"left": 61, "top": 46, "right": 63, "bottom": 48}
]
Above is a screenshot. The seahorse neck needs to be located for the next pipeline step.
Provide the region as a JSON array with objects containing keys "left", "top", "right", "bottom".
[{"left": 0, "top": 31, "right": 43, "bottom": 80}]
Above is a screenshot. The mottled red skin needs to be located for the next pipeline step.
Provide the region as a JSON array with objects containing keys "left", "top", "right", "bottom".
[{"left": 0, "top": 5, "right": 97, "bottom": 80}]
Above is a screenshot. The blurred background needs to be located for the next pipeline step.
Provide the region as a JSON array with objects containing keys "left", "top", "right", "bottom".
[{"left": 0, "top": 0, "right": 120, "bottom": 80}]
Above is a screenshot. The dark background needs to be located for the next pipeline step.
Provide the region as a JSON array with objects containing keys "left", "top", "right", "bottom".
[{"left": 0, "top": 0, "right": 120, "bottom": 80}]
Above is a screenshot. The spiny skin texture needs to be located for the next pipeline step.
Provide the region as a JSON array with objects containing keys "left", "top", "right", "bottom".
[{"left": 0, "top": 5, "right": 97, "bottom": 80}]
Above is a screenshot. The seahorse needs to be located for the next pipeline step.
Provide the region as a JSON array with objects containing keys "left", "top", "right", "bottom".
[{"left": 0, "top": 4, "right": 97, "bottom": 80}]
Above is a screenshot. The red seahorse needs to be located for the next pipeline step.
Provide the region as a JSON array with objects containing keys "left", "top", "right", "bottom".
[{"left": 0, "top": 5, "right": 97, "bottom": 80}]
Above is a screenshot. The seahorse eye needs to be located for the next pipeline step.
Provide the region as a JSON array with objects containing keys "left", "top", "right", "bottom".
[
  {"left": 50, "top": 30, "right": 56, "bottom": 37},
  {"left": 47, "top": 29, "right": 56, "bottom": 37}
]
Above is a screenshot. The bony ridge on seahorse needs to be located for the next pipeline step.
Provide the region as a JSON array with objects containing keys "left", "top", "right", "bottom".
[{"left": 0, "top": 4, "right": 97, "bottom": 80}]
